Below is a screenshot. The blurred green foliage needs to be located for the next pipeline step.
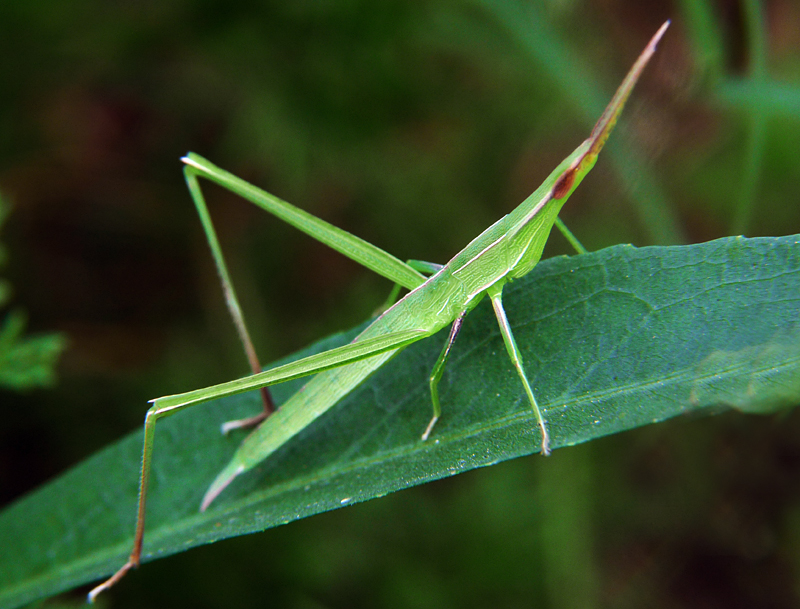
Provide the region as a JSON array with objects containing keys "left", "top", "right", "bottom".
[
  {"left": 0, "top": 194, "right": 64, "bottom": 389},
  {"left": 1, "top": 0, "right": 800, "bottom": 607}
]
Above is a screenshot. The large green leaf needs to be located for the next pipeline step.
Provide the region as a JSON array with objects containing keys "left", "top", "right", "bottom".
[{"left": 2, "top": 234, "right": 799, "bottom": 608}]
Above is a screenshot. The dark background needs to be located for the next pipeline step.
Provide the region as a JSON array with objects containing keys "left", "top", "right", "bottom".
[{"left": 3, "top": 0, "right": 800, "bottom": 607}]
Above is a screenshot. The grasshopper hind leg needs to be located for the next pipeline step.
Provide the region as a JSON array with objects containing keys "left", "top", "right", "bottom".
[{"left": 184, "top": 164, "right": 276, "bottom": 434}]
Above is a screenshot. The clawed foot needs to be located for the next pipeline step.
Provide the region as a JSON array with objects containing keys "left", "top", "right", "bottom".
[
  {"left": 221, "top": 411, "right": 269, "bottom": 435},
  {"left": 539, "top": 420, "right": 551, "bottom": 456},
  {"left": 420, "top": 415, "right": 438, "bottom": 441},
  {"left": 87, "top": 557, "right": 137, "bottom": 603}
]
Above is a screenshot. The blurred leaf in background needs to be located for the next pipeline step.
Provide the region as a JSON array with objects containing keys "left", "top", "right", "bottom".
[
  {"left": 0, "top": 193, "right": 64, "bottom": 389},
  {"left": 1, "top": 0, "right": 800, "bottom": 607}
]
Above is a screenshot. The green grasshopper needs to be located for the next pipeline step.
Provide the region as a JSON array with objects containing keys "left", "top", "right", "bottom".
[{"left": 88, "top": 21, "right": 669, "bottom": 601}]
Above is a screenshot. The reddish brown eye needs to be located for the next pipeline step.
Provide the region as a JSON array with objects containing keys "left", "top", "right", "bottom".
[{"left": 552, "top": 168, "right": 576, "bottom": 199}]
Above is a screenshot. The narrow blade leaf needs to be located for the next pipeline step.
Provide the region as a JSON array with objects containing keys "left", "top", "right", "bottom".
[{"left": 1, "top": 233, "right": 798, "bottom": 608}]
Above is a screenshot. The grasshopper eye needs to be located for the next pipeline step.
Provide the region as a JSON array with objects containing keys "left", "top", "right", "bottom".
[{"left": 552, "top": 167, "right": 576, "bottom": 200}]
